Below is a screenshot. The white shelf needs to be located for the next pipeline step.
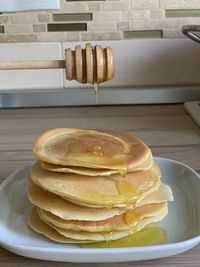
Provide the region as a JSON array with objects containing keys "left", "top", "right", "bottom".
[
  {"left": 0, "top": 86, "right": 200, "bottom": 108},
  {"left": 0, "top": 0, "right": 60, "bottom": 12}
]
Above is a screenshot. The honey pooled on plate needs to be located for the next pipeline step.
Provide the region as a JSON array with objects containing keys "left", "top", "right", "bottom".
[{"left": 80, "top": 225, "right": 167, "bottom": 248}]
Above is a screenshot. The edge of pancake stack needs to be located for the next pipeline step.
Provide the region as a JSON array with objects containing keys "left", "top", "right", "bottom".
[{"left": 28, "top": 128, "right": 173, "bottom": 244}]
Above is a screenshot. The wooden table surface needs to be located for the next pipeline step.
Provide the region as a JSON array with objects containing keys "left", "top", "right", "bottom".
[{"left": 0, "top": 104, "right": 200, "bottom": 267}]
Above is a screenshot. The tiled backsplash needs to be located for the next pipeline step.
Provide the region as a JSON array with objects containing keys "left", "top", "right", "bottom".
[{"left": 0, "top": 0, "right": 200, "bottom": 42}]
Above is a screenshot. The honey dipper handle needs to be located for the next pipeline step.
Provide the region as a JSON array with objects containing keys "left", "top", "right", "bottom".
[
  {"left": 0, "top": 44, "right": 114, "bottom": 84},
  {"left": 0, "top": 60, "right": 65, "bottom": 70}
]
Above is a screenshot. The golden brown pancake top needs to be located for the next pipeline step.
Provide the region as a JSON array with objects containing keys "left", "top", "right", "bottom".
[{"left": 33, "top": 128, "right": 151, "bottom": 171}]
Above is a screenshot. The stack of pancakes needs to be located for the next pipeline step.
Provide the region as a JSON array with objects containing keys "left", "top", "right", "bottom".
[{"left": 28, "top": 128, "right": 173, "bottom": 244}]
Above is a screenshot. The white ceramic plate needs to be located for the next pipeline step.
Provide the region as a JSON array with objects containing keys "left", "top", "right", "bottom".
[{"left": 0, "top": 157, "right": 200, "bottom": 263}]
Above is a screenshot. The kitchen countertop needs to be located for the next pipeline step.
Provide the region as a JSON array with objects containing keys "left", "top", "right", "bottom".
[{"left": 0, "top": 104, "right": 200, "bottom": 266}]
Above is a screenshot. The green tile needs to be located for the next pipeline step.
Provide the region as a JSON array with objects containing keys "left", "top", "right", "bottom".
[
  {"left": 124, "top": 30, "right": 163, "bottom": 39},
  {"left": 0, "top": 26, "right": 4, "bottom": 34},
  {"left": 48, "top": 23, "right": 87, "bottom": 32},
  {"left": 166, "top": 9, "right": 200, "bottom": 17},
  {"left": 53, "top": 13, "right": 92, "bottom": 22}
]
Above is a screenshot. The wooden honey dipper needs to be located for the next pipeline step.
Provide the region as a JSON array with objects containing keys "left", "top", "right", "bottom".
[{"left": 0, "top": 43, "right": 114, "bottom": 84}]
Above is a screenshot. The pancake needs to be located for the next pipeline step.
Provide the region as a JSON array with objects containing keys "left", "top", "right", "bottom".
[
  {"left": 38, "top": 202, "right": 167, "bottom": 232},
  {"left": 136, "top": 183, "right": 173, "bottom": 207},
  {"left": 29, "top": 162, "right": 161, "bottom": 208},
  {"left": 28, "top": 182, "right": 172, "bottom": 221},
  {"left": 55, "top": 181, "right": 171, "bottom": 209},
  {"left": 136, "top": 209, "right": 168, "bottom": 232},
  {"left": 38, "top": 207, "right": 167, "bottom": 242},
  {"left": 40, "top": 161, "right": 119, "bottom": 176},
  {"left": 40, "top": 151, "right": 153, "bottom": 176},
  {"left": 33, "top": 128, "right": 152, "bottom": 172},
  {"left": 28, "top": 184, "right": 126, "bottom": 221},
  {"left": 29, "top": 207, "right": 93, "bottom": 244}
]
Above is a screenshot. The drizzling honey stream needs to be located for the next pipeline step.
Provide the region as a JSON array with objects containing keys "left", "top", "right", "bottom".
[{"left": 94, "top": 83, "right": 99, "bottom": 105}]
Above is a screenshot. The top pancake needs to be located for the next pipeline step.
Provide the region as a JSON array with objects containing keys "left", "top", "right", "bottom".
[{"left": 33, "top": 128, "right": 152, "bottom": 171}]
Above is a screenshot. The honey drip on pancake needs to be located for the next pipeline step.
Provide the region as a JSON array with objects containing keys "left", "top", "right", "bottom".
[
  {"left": 118, "top": 143, "right": 132, "bottom": 175},
  {"left": 92, "top": 146, "right": 103, "bottom": 157},
  {"left": 104, "top": 223, "right": 112, "bottom": 232},
  {"left": 77, "top": 180, "right": 141, "bottom": 209},
  {"left": 126, "top": 199, "right": 135, "bottom": 209},
  {"left": 116, "top": 180, "right": 139, "bottom": 209},
  {"left": 124, "top": 211, "right": 139, "bottom": 228},
  {"left": 123, "top": 143, "right": 131, "bottom": 154},
  {"left": 118, "top": 168, "right": 127, "bottom": 177},
  {"left": 79, "top": 180, "right": 140, "bottom": 207},
  {"left": 101, "top": 231, "right": 114, "bottom": 243},
  {"left": 116, "top": 180, "right": 140, "bottom": 199},
  {"left": 47, "top": 131, "right": 131, "bottom": 169},
  {"left": 80, "top": 225, "right": 166, "bottom": 248}
]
